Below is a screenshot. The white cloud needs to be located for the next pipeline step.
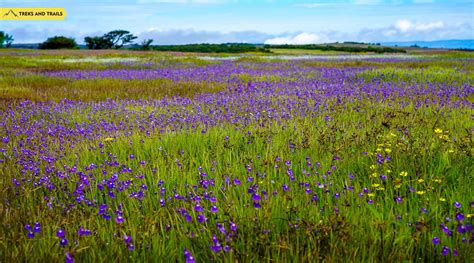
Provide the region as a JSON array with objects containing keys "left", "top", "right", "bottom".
[
  {"left": 395, "top": 19, "right": 412, "bottom": 32},
  {"left": 395, "top": 19, "right": 444, "bottom": 32},
  {"left": 264, "top": 32, "right": 328, "bottom": 45}
]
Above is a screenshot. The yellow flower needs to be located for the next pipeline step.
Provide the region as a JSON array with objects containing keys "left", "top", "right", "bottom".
[
  {"left": 370, "top": 173, "right": 378, "bottom": 178},
  {"left": 376, "top": 187, "right": 385, "bottom": 191},
  {"left": 395, "top": 184, "right": 401, "bottom": 189},
  {"left": 448, "top": 149, "right": 454, "bottom": 153},
  {"left": 385, "top": 148, "right": 392, "bottom": 153},
  {"left": 467, "top": 214, "right": 473, "bottom": 218},
  {"left": 104, "top": 137, "right": 114, "bottom": 142},
  {"left": 400, "top": 171, "right": 408, "bottom": 177},
  {"left": 417, "top": 179, "right": 424, "bottom": 183},
  {"left": 433, "top": 179, "right": 442, "bottom": 183},
  {"left": 389, "top": 133, "right": 396, "bottom": 138},
  {"left": 376, "top": 148, "right": 382, "bottom": 152},
  {"left": 439, "top": 198, "right": 446, "bottom": 202},
  {"left": 372, "top": 183, "right": 380, "bottom": 188},
  {"left": 416, "top": 191, "right": 426, "bottom": 195},
  {"left": 434, "top": 128, "right": 443, "bottom": 134},
  {"left": 368, "top": 193, "right": 375, "bottom": 197},
  {"left": 386, "top": 169, "right": 392, "bottom": 174},
  {"left": 370, "top": 165, "right": 377, "bottom": 170}
]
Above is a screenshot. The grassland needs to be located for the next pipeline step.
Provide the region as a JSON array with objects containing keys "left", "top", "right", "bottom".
[{"left": 0, "top": 49, "right": 472, "bottom": 262}]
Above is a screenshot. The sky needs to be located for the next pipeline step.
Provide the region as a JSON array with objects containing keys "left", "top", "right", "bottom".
[{"left": 1, "top": 0, "right": 473, "bottom": 44}]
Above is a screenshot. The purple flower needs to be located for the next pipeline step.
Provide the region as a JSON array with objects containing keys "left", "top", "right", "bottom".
[
  {"left": 394, "top": 196, "right": 402, "bottom": 203},
  {"left": 432, "top": 237, "right": 440, "bottom": 245},
  {"left": 210, "top": 243, "right": 222, "bottom": 253},
  {"left": 197, "top": 214, "right": 206, "bottom": 224},
  {"left": 252, "top": 193, "right": 261, "bottom": 201},
  {"left": 230, "top": 222, "right": 237, "bottom": 231},
  {"left": 210, "top": 205, "right": 218, "bottom": 213},
  {"left": 441, "top": 246, "right": 450, "bottom": 256},
  {"left": 184, "top": 248, "right": 195, "bottom": 263},
  {"left": 65, "top": 252, "right": 74, "bottom": 263},
  {"left": 78, "top": 227, "right": 92, "bottom": 236},
  {"left": 456, "top": 224, "right": 466, "bottom": 234},
  {"left": 233, "top": 178, "right": 241, "bottom": 185},
  {"left": 60, "top": 238, "right": 69, "bottom": 246},
  {"left": 128, "top": 244, "right": 135, "bottom": 251},
  {"left": 56, "top": 229, "right": 66, "bottom": 238},
  {"left": 124, "top": 235, "right": 132, "bottom": 244},
  {"left": 454, "top": 201, "right": 461, "bottom": 209},
  {"left": 455, "top": 212, "right": 464, "bottom": 221},
  {"left": 115, "top": 216, "right": 124, "bottom": 224}
]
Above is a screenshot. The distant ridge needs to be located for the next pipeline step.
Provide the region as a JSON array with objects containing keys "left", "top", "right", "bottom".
[{"left": 382, "top": 39, "right": 474, "bottom": 49}]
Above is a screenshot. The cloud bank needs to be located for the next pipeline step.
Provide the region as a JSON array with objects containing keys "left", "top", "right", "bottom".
[{"left": 6, "top": 19, "right": 473, "bottom": 45}]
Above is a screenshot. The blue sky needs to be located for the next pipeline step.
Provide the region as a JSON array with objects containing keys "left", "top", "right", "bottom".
[{"left": 2, "top": 0, "right": 473, "bottom": 44}]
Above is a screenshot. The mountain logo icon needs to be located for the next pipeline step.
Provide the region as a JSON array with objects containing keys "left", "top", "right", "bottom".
[{"left": 3, "top": 9, "right": 18, "bottom": 17}]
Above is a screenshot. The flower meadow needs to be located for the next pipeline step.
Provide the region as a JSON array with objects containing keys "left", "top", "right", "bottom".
[{"left": 0, "top": 50, "right": 473, "bottom": 262}]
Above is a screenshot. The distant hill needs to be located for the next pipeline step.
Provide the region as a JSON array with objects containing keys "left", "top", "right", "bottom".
[{"left": 382, "top": 39, "right": 474, "bottom": 49}]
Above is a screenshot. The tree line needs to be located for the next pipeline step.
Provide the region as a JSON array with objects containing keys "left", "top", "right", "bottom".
[{"left": 0, "top": 30, "right": 407, "bottom": 53}]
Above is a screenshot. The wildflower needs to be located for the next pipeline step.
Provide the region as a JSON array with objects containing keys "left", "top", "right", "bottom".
[
  {"left": 441, "top": 246, "right": 450, "bottom": 256},
  {"left": 434, "top": 128, "right": 443, "bottom": 134},
  {"left": 399, "top": 171, "right": 408, "bottom": 177},
  {"left": 115, "top": 216, "right": 124, "bottom": 224},
  {"left": 417, "top": 179, "right": 424, "bottom": 183},
  {"left": 394, "top": 196, "right": 402, "bottom": 203},
  {"left": 432, "top": 237, "right": 440, "bottom": 245},
  {"left": 416, "top": 191, "right": 425, "bottom": 195},
  {"left": 454, "top": 202, "right": 461, "bottom": 209},
  {"left": 56, "top": 229, "right": 66, "bottom": 238},
  {"left": 439, "top": 198, "right": 446, "bottom": 202},
  {"left": 184, "top": 248, "right": 195, "bottom": 263},
  {"left": 66, "top": 252, "right": 74, "bottom": 263},
  {"left": 60, "top": 238, "right": 69, "bottom": 246},
  {"left": 104, "top": 137, "right": 114, "bottom": 142}
]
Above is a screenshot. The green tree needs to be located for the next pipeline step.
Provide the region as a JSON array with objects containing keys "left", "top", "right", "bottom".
[
  {"left": 103, "top": 30, "right": 137, "bottom": 49},
  {"left": 39, "top": 36, "right": 78, "bottom": 49},
  {"left": 84, "top": 36, "right": 113, "bottom": 49},
  {"left": 84, "top": 30, "right": 137, "bottom": 49},
  {"left": 141, "top": 39, "right": 153, "bottom": 50},
  {"left": 0, "top": 31, "right": 14, "bottom": 48}
]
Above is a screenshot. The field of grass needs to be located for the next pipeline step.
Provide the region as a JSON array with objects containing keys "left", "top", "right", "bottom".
[{"left": 0, "top": 49, "right": 472, "bottom": 262}]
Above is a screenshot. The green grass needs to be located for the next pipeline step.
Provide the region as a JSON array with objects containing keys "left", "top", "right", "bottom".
[
  {"left": 0, "top": 50, "right": 472, "bottom": 262},
  {"left": 357, "top": 67, "right": 474, "bottom": 85},
  {"left": 1, "top": 98, "right": 472, "bottom": 262}
]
